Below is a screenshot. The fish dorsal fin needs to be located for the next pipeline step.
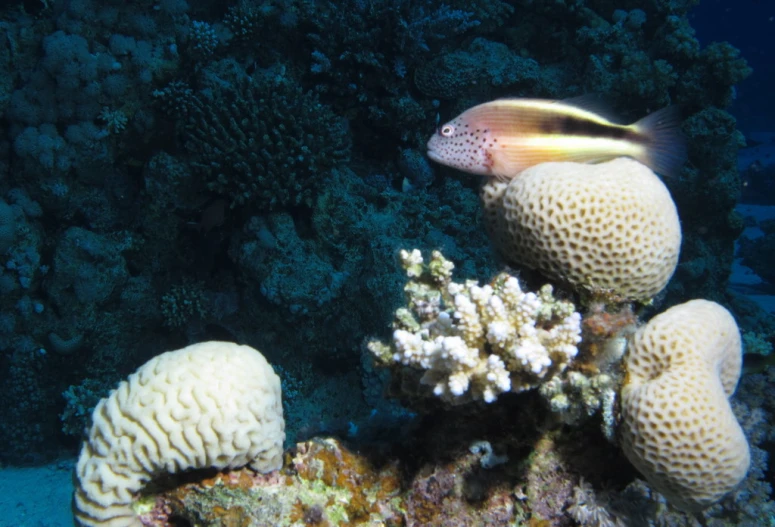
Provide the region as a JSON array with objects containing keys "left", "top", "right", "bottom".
[{"left": 560, "top": 94, "right": 623, "bottom": 124}]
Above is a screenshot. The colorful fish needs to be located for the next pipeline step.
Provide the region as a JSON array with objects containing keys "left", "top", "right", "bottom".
[{"left": 426, "top": 97, "right": 686, "bottom": 179}]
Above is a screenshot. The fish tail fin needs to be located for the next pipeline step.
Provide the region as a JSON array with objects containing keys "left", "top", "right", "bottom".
[{"left": 633, "top": 105, "right": 687, "bottom": 178}]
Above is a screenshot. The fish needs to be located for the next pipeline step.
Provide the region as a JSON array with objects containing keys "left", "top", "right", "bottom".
[{"left": 426, "top": 97, "right": 686, "bottom": 179}]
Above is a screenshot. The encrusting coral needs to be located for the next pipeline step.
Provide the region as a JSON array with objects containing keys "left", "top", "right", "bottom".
[
  {"left": 368, "top": 248, "right": 581, "bottom": 404},
  {"left": 133, "top": 435, "right": 538, "bottom": 526}
]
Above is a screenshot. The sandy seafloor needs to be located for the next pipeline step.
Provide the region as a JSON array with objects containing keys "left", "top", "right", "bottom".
[
  {"left": 1, "top": 153, "right": 773, "bottom": 527},
  {"left": 0, "top": 460, "right": 73, "bottom": 526}
]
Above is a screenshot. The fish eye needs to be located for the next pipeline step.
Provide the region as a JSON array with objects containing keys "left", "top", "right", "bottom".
[{"left": 440, "top": 124, "right": 455, "bottom": 137}]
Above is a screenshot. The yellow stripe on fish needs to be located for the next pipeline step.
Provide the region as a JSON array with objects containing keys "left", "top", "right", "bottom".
[{"left": 426, "top": 97, "right": 686, "bottom": 179}]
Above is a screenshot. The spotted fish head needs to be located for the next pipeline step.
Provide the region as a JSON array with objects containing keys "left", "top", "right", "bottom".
[{"left": 426, "top": 115, "right": 497, "bottom": 176}]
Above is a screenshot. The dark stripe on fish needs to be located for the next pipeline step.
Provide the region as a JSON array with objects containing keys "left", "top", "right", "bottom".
[{"left": 543, "top": 115, "right": 642, "bottom": 142}]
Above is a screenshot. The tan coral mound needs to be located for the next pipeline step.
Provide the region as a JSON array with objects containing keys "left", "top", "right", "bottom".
[
  {"left": 619, "top": 300, "right": 750, "bottom": 511},
  {"left": 481, "top": 158, "right": 680, "bottom": 301},
  {"left": 73, "top": 341, "right": 285, "bottom": 527}
]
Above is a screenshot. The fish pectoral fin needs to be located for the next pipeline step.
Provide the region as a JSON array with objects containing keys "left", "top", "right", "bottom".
[
  {"left": 492, "top": 172, "right": 514, "bottom": 182},
  {"left": 487, "top": 149, "right": 522, "bottom": 180}
]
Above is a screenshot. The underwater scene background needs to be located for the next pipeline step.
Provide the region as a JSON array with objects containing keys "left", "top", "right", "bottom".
[{"left": 0, "top": 0, "right": 774, "bottom": 525}]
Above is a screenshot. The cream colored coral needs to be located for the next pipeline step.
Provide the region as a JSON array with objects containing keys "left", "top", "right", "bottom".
[
  {"left": 480, "top": 158, "right": 681, "bottom": 301},
  {"left": 73, "top": 341, "right": 285, "bottom": 526},
  {"left": 619, "top": 300, "right": 750, "bottom": 511},
  {"left": 369, "top": 250, "right": 581, "bottom": 403}
]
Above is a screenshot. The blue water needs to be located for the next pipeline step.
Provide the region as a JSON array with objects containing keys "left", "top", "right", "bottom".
[{"left": 0, "top": 0, "right": 773, "bottom": 525}]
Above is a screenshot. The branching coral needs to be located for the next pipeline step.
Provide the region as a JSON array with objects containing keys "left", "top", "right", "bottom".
[
  {"left": 414, "top": 38, "right": 541, "bottom": 100},
  {"left": 160, "top": 282, "right": 207, "bottom": 328},
  {"left": 182, "top": 76, "right": 351, "bottom": 209},
  {"left": 368, "top": 249, "right": 581, "bottom": 404}
]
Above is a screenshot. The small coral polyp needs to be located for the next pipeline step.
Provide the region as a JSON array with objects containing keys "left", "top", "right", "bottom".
[{"left": 368, "top": 249, "right": 581, "bottom": 403}]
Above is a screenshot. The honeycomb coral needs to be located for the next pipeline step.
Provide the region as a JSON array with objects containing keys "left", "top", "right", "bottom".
[
  {"left": 72, "top": 341, "right": 285, "bottom": 527},
  {"left": 619, "top": 300, "right": 750, "bottom": 511},
  {"left": 481, "top": 158, "right": 681, "bottom": 301}
]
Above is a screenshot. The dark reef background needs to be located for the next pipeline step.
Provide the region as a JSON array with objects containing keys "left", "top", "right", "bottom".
[{"left": 1, "top": 0, "right": 775, "bottom": 523}]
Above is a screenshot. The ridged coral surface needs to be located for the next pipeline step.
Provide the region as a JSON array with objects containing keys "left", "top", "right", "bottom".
[
  {"left": 481, "top": 158, "right": 681, "bottom": 301},
  {"left": 72, "top": 342, "right": 285, "bottom": 527},
  {"left": 620, "top": 300, "right": 750, "bottom": 511}
]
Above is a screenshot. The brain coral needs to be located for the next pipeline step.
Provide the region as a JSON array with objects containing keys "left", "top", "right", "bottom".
[
  {"left": 481, "top": 158, "right": 680, "bottom": 300},
  {"left": 619, "top": 300, "right": 750, "bottom": 511},
  {"left": 72, "top": 341, "right": 285, "bottom": 527}
]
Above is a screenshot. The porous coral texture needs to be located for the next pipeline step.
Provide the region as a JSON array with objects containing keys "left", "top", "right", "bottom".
[
  {"left": 481, "top": 158, "right": 681, "bottom": 301},
  {"left": 72, "top": 341, "right": 285, "bottom": 527},
  {"left": 619, "top": 299, "right": 750, "bottom": 511}
]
